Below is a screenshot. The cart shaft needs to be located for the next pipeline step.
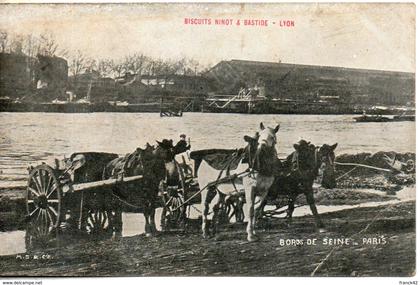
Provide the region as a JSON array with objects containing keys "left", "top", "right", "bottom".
[{"left": 72, "top": 175, "right": 144, "bottom": 192}]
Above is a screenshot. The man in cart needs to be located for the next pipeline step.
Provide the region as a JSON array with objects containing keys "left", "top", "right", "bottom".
[
  {"left": 173, "top": 134, "right": 193, "bottom": 176},
  {"left": 173, "top": 134, "right": 191, "bottom": 155}
]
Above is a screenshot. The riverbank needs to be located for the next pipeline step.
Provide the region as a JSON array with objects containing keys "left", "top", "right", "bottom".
[
  {"left": 1, "top": 100, "right": 410, "bottom": 115},
  {"left": 0, "top": 151, "right": 415, "bottom": 232},
  {"left": 0, "top": 145, "right": 415, "bottom": 276},
  {"left": 0, "top": 184, "right": 401, "bottom": 232},
  {"left": 0, "top": 201, "right": 415, "bottom": 276}
]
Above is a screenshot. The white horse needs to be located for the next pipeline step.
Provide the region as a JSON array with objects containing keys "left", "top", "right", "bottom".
[{"left": 197, "top": 123, "right": 279, "bottom": 242}]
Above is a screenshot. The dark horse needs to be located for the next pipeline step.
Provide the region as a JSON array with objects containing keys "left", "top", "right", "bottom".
[
  {"left": 102, "top": 143, "right": 169, "bottom": 236},
  {"left": 154, "top": 139, "right": 188, "bottom": 229},
  {"left": 155, "top": 139, "right": 182, "bottom": 188},
  {"left": 265, "top": 140, "right": 337, "bottom": 231}
]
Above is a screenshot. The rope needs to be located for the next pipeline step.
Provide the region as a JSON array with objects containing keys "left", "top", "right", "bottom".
[
  {"left": 189, "top": 203, "right": 202, "bottom": 214},
  {"left": 334, "top": 160, "right": 396, "bottom": 181},
  {"left": 111, "top": 193, "right": 144, "bottom": 210},
  {"left": 334, "top": 162, "right": 392, "bottom": 172},
  {"left": 335, "top": 165, "right": 359, "bottom": 181},
  {"left": 263, "top": 204, "right": 305, "bottom": 217}
]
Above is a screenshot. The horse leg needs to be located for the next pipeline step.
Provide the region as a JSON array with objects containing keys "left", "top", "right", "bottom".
[
  {"left": 258, "top": 199, "right": 267, "bottom": 221},
  {"left": 304, "top": 186, "right": 326, "bottom": 232},
  {"left": 201, "top": 188, "right": 210, "bottom": 239},
  {"left": 160, "top": 192, "right": 168, "bottom": 231},
  {"left": 144, "top": 213, "right": 151, "bottom": 237},
  {"left": 149, "top": 199, "right": 158, "bottom": 235},
  {"left": 160, "top": 206, "right": 167, "bottom": 231},
  {"left": 143, "top": 203, "right": 153, "bottom": 237},
  {"left": 253, "top": 190, "right": 269, "bottom": 235},
  {"left": 286, "top": 194, "right": 297, "bottom": 226},
  {"left": 225, "top": 197, "right": 233, "bottom": 222},
  {"left": 212, "top": 192, "right": 225, "bottom": 236},
  {"left": 245, "top": 185, "right": 257, "bottom": 242},
  {"left": 237, "top": 196, "right": 245, "bottom": 222},
  {"left": 112, "top": 209, "right": 123, "bottom": 238}
]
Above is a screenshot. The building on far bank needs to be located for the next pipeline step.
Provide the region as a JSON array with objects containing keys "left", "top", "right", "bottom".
[
  {"left": 68, "top": 71, "right": 118, "bottom": 103},
  {"left": 115, "top": 73, "right": 149, "bottom": 103},
  {"left": 140, "top": 74, "right": 209, "bottom": 96},
  {"left": 204, "top": 59, "right": 415, "bottom": 107}
]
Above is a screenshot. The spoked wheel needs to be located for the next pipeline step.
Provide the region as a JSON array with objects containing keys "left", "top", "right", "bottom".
[
  {"left": 262, "top": 196, "right": 295, "bottom": 219},
  {"left": 217, "top": 202, "right": 231, "bottom": 225},
  {"left": 224, "top": 195, "right": 245, "bottom": 223},
  {"left": 160, "top": 188, "right": 186, "bottom": 230},
  {"left": 82, "top": 209, "right": 114, "bottom": 237},
  {"left": 26, "top": 164, "right": 62, "bottom": 248}
]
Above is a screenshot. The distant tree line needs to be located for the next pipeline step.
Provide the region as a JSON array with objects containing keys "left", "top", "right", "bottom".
[{"left": 0, "top": 30, "right": 211, "bottom": 79}]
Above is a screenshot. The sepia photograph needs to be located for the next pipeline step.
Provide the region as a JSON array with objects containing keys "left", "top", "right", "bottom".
[{"left": 0, "top": 2, "right": 416, "bottom": 278}]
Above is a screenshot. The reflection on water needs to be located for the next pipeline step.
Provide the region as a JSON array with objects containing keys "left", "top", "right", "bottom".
[
  {"left": 122, "top": 211, "right": 164, "bottom": 237},
  {"left": 0, "top": 113, "right": 415, "bottom": 188},
  {"left": 0, "top": 230, "right": 26, "bottom": 256},
  {"left": 0, "top": 186, "right": 414, "bottom": 256},
  {"left": 122, "top": 213, "right": 145, "bottom": 237}
]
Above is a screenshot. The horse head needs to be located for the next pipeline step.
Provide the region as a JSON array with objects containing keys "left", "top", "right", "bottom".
[
  {"left": 244, "top": 132, "right": 259, "bottom": 152},
  {"left": 244, "top": 123, "right": 279, "bottom": 175},
  {"left": 291, "top": 139, "right": 318, "bottom": 178},
  {"left": 243, "top": 132, "right": 259, "bottom": 164},
  {"left": 154, "top": 139, "right": 175, "bottom": 162},
  {"left": 258, "top": 122, "right": 279, "bottom": 150},
  {"left": 317, "top": 143, "right": 338, "bottom": 189}
]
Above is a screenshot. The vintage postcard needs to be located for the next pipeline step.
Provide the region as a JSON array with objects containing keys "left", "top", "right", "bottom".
[{"left": 0, "top": 2, "right": 416, "bottom": 279}]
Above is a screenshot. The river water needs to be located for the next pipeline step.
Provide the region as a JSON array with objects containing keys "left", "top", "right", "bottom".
[
  {"left": 0, "top": 112, "right": 415, "bottom": 188},
  {"left": 0, "top": 112, "right": 415, "bottom": 256}
]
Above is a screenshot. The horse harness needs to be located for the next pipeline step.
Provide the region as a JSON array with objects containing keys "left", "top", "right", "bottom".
[
  {"left": 291, "top": 146, "right": 318, "bottom": 177},
  {"left": 212, "top": 150, "right": 246, "bottom": 195},
  {"left": 291, "top": 146, "right": 335, "bottom": 178},
  {"left": 211, "top": 143, "right": 268, "bottom": 195}
]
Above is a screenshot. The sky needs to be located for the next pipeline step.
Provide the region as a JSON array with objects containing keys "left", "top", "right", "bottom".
[{"left": 0, "top": 3, "right": 415, "bottom": 72}]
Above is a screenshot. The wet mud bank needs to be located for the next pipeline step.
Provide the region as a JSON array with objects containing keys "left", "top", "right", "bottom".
[
  {"left": 0, "top": 150, "right": 415, "bottom": 276},
  {"left": 0, "top": 201, "right": 415, "bottom": 276},
  {"left": 0, "top": 186, "right": 26, "bottom": 231}
]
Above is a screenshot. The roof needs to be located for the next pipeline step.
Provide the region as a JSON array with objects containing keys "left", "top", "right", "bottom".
[
  {"left": 140, "top": 74, "right": 207, "bottom": 80},
  {"left": 207, "top": 59, "right": 414, "bottom": 77},
  {"left": 115, "top": 73, "right": 148, "bottom": 87}
]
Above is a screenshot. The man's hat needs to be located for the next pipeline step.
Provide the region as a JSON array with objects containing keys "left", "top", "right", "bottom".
[
  {"left": 156, "top": 139, "right": 174, "bottom": 149},
  {"left": 297, "top": 139, "right": 310, "bottom": 145}
]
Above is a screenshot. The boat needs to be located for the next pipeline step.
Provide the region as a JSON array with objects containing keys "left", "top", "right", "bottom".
[
  {"left": 353, "top": 115, "right": 392, "bottom": 122},
  {"left": 392, "top": 115, "right": 415, "bottom": 121},
  {"left": 354, "top": 113, "right": 415, "bottom": 122}
]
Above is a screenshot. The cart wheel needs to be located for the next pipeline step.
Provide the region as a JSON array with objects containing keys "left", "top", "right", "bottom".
[
  {"left": 224, "top": 196, "right": 245, "bottom": 223},
  {"left": 160, "top": 189, "right": 186, "bottom": 230},
  {"left": 83, "top": 209, "right": 114, "bottom": 237},
  {"left": 217, "top": 202, "right": 231, "bottom": 225},
  {"left": 26, "top": 164, "right": 62, "bottom": 247}
]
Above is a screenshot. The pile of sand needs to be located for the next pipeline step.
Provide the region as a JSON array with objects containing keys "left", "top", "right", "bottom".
[{"left": 335, "top": 152, "right": 415, "bottom": 190}]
